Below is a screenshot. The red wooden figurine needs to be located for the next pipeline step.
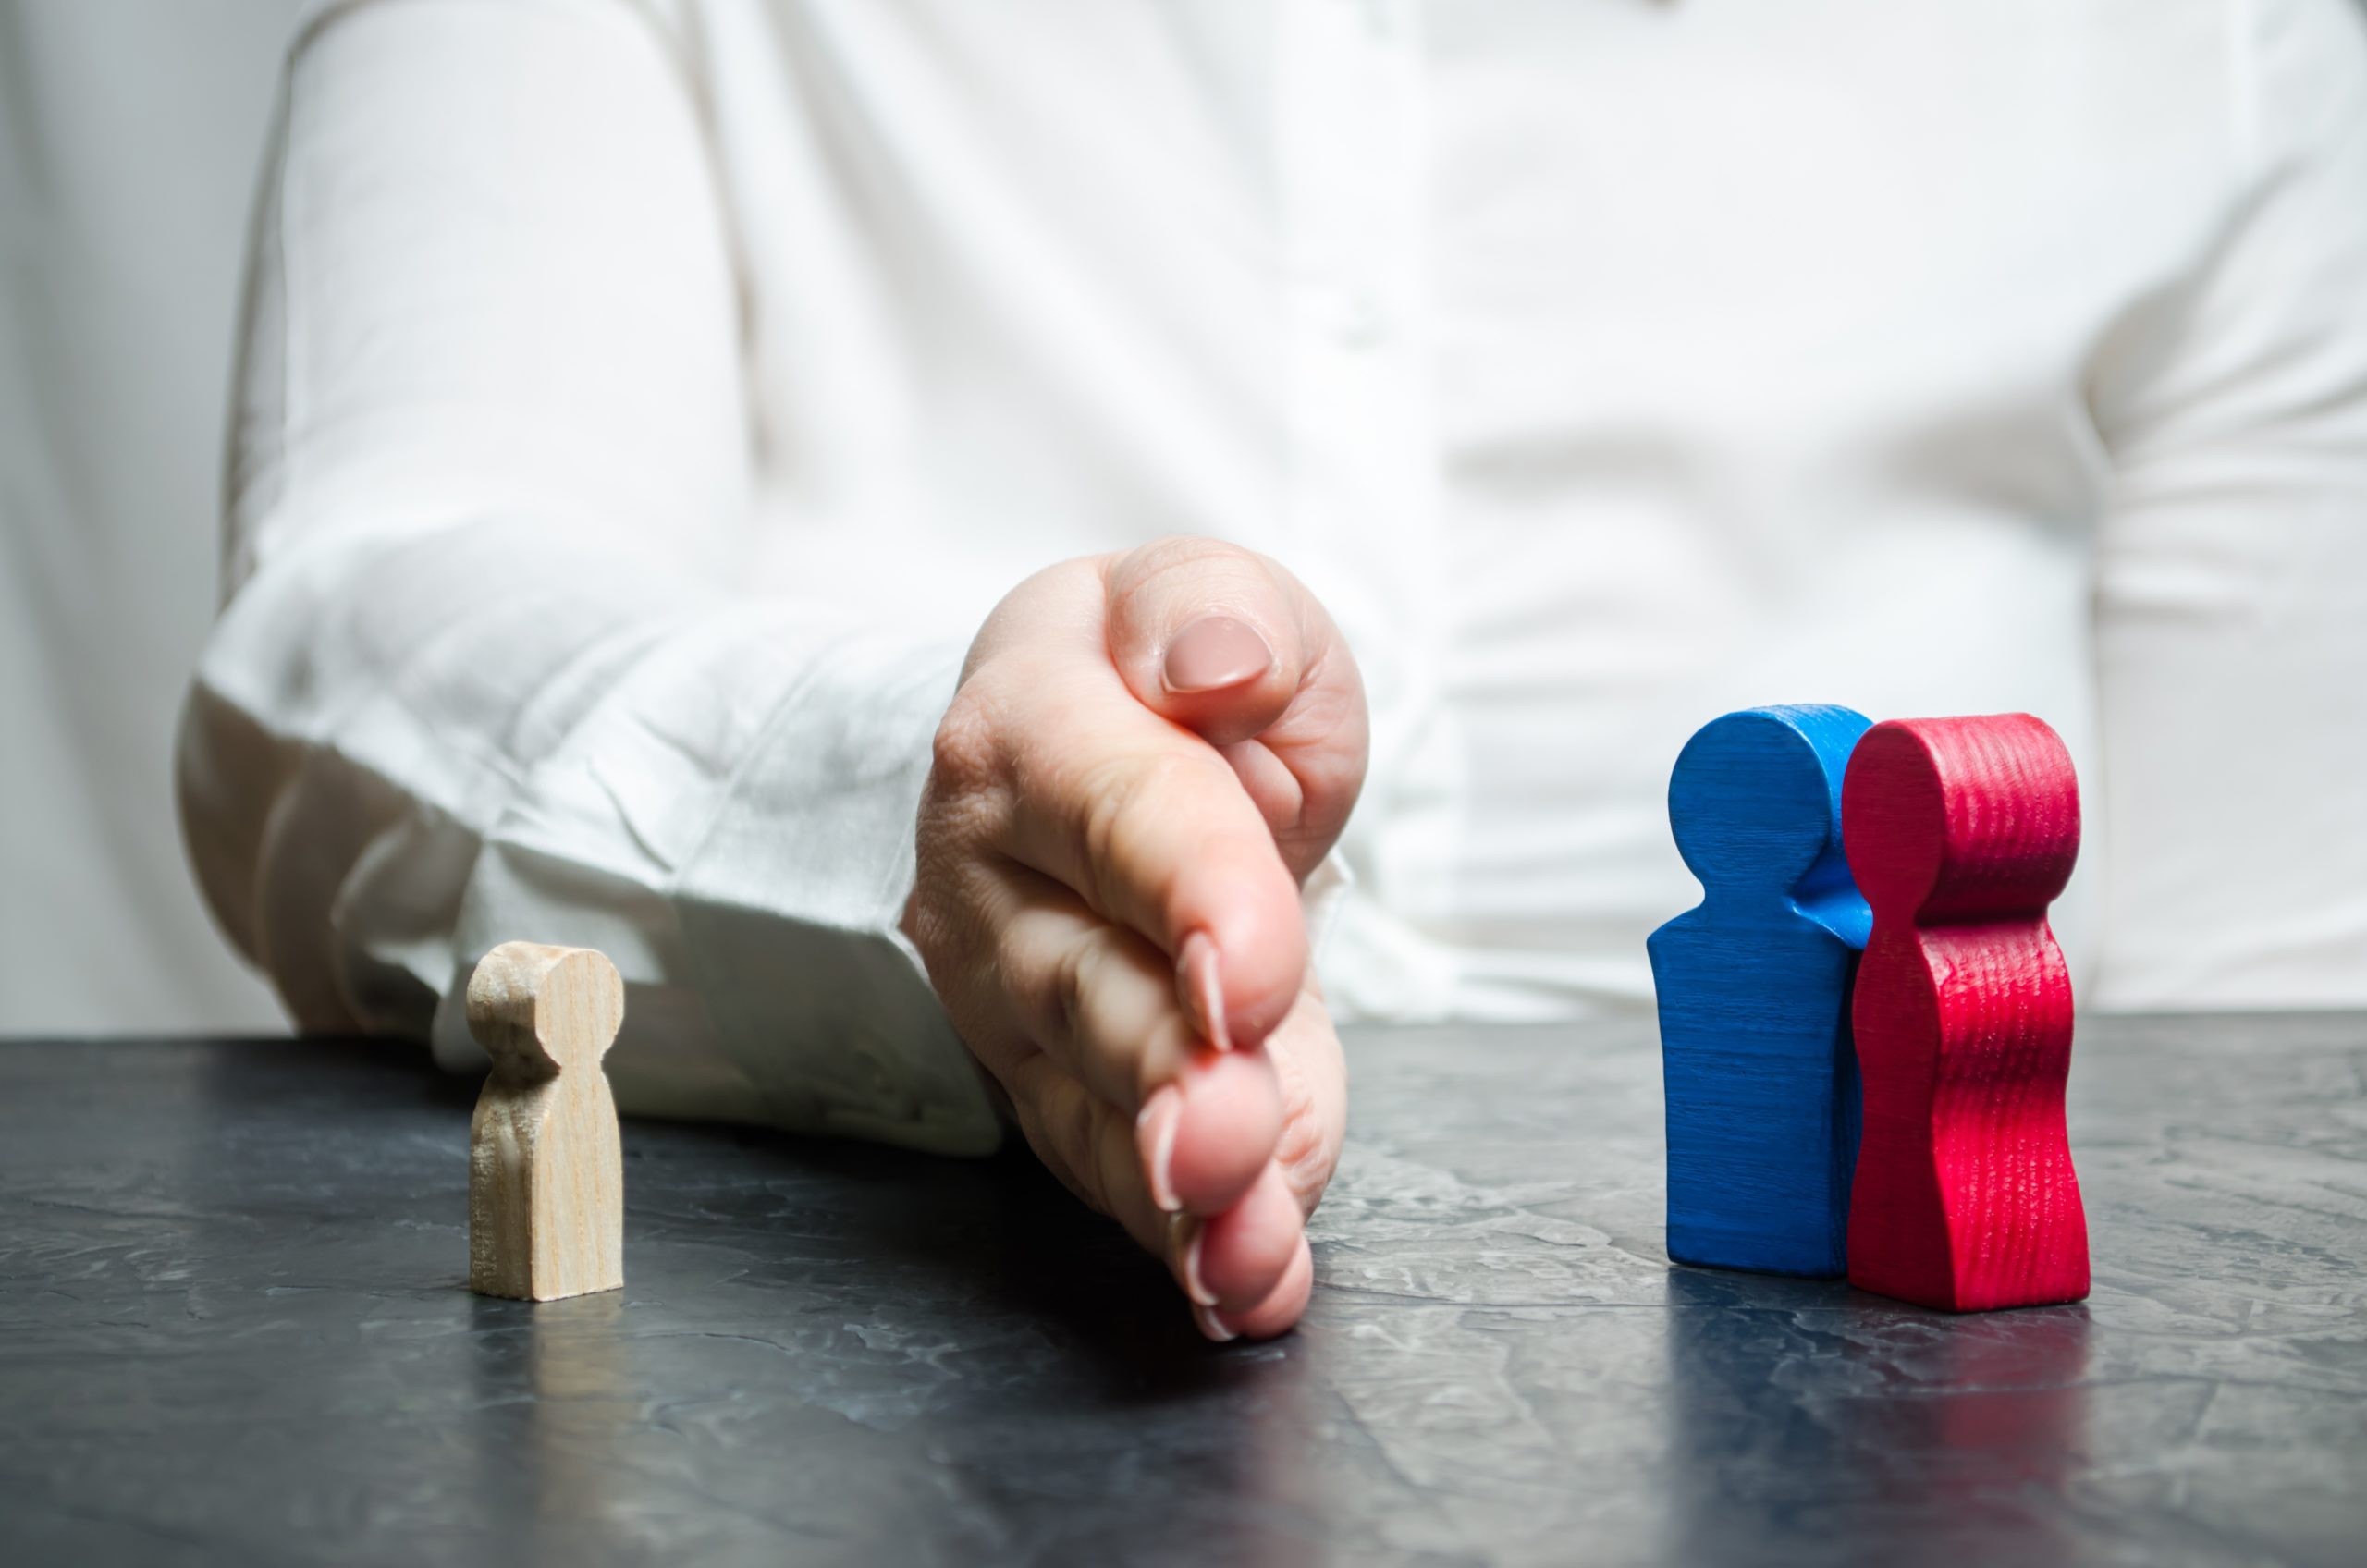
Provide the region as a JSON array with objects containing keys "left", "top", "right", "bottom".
[{"left": 1841, "top": 714, "right": 2090, "bottom": 1312}]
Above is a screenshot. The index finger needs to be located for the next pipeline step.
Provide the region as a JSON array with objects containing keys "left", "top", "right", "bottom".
[{"left": 987, "top": 657, "right": 1312, "bottom": 1055}]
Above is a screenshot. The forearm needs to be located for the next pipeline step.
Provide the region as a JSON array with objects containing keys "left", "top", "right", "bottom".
[
  {"left": 181, "top": 512, "right": 1000, "bottom": 1152},
  {"left": 180, "top": 0, "right": 1001, "bottom": 1151}
]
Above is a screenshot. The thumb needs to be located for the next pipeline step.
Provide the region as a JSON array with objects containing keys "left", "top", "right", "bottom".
[
  {"left": 1102, "top": 537, "right": 1368, "bottom": 881},
  {"left": 1105, "top": 536, "right": 1303, "bottom": 745}
]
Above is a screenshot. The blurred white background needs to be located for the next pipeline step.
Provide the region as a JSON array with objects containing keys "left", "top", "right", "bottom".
[
  {"left": 3, "top": 1, "right": 301, "bottom": 1032},
  {"left": 4, "top": 2, "right": 2362, "bottom": 1035}
]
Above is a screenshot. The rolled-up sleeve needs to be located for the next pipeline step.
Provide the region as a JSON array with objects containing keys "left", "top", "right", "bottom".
[{"left": 178, "top": 0, "right": 1000, "bottom": 1152}]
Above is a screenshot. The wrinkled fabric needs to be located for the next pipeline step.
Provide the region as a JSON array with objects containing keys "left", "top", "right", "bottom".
[{"left": 182, "top": 0, "right": 2367, "bottom": 1151}]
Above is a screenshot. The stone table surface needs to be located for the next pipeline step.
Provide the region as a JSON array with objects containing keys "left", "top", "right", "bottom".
[{"left": 1, "top": 1015, "right": 2361, "bottom": 1567}]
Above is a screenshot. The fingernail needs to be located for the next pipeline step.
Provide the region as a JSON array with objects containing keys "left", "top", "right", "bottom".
[
  {"left": 1137, "top": 1086, "right": 1184, "bottom": 1214},
  {"left": 1178, "top": 931, "right": 1232, "bottom": 1052},
  {"left": 1193, "top": 1302, "right": 1237, "bottom": 1343},
  {"left": 1162, "top": 616, "right": 1272, "bottom": 695},
  {"left": 1182, "top": 1221, "right": 1217, "bottom": 1308}
]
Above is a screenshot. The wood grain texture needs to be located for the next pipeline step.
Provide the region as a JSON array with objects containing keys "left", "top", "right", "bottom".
[
  {"left": 466, "top": 942, "right": 625, "bottom": 1302},
  {"left": 1842, "top": 715, "right": 2090, "bottom": 1312},
  {"left": 1649, "top": 704, "right": 1872, "bottom": 1277}
]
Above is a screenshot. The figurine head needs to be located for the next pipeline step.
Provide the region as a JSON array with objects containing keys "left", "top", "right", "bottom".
[
  {"left": 1842, "top": 714, "right": 2080, "bottom": 923},
  {"left": 1669, "top": 705, "right": 1870, "bottom": 902},
  {"left": 466, "top": 942, "right": 624, "bottom": 1078}
]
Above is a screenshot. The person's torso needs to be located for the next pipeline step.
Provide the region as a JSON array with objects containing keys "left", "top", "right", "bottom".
[{"left": 668, "top": 0, "right": 2238, "bottom": 1017}]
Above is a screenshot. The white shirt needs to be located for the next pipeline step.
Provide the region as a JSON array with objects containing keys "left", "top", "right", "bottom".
[{"left": 182, "top": 0, "right": 2367, "bottom": 1153}]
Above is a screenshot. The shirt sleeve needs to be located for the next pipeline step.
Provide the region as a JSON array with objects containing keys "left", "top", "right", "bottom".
[
  {"left": 177, "top": 0, "right": 1002, "bottom": 1153},
  {"left": 2086, "top": 0, "right": 2367, "bottom": 1008}
]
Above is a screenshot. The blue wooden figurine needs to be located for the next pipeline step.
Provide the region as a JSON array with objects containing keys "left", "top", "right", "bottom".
[{"left": 1649, "top": 704, "right": 1872, "bottom": 1277}]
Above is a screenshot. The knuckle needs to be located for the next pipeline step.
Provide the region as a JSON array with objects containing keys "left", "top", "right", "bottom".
[
  {"left": 1012, "top": 1106, "right": 1095, "bottom": 1211},
  {"left": 1021, "top": 1073, "right": 1109, "bottom": 1215},
  {"left": 1046, "top": 937, "right": 1095, "bottom": 1050},
  {"left": 1074, "top": 749, "right": 1207, "bottom": 888},
  {"left": 1144, "top": 541, "right": 1268, "bottom": 612},
  {"left": 1110, "top": 535, "right": 1277, "bottom": 623},
  {"left": 914, "top": 787, "right": 1005, "bottom": 881},
  {"left": 916, "top": 692, "right": 1014, "bottom": 874},
  {"left": 1272, "top": 1102, "right": 1335, "bottom": 1197},
  {"left": 901, "top": 885, "right": 951, "bottom": 966},
  {"left": 1135, "top": 533, "right": 1260, "bottom": 575},
  {"left": 1269, "top": 1031, "right": 1343, "bottom": 1212},
  {"left": 903, "top": 840, "right": 1008, "bottom": 1037},
  {"left": 928, "top": 689, "right": 1004, "bottom": 795}
]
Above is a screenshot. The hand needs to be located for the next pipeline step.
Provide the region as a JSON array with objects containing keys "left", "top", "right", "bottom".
[{"left": 905, "top": 537, "right": 1367, "bottom": 1340}]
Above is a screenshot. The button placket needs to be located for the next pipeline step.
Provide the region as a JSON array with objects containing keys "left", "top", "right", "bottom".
[{"left": 1276, "top": 0, "right": 1457, "bottom": 1015}]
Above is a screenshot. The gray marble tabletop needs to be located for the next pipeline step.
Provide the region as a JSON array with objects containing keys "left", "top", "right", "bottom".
[{"left": 1, "top": 1015, "right": 2361, "bottom": 1567}]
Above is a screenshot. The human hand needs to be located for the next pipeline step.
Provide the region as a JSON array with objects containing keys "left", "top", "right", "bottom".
[{"left": 905, "top": 537, "right": 1367, "bottom": 1340}]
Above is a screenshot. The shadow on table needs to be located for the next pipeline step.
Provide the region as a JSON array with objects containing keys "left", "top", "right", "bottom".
[
  {"left": 249, "top": 1037, "right": 1220, "bottom": 1382},
  {"left": 1660, "top": 1265, "right": 2093, "bottom": 1564},
  {"left": 180, "top": 1035, "right": 1321, "bottom": 1554},
  {"left": 455, "top": 1127, "right": 1323, "bottom": 1560},
  {"left": 634, "top": 1119, "right": 1232, "bottom": 1382}
]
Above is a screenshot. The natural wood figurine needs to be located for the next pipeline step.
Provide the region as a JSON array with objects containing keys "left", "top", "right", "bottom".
[
  {"left": 466, "top": 942, "right": 625, "bottom": 1301},
  {"left": 1841, "top": 714, "right": 2089, "bottom": 1312}
]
